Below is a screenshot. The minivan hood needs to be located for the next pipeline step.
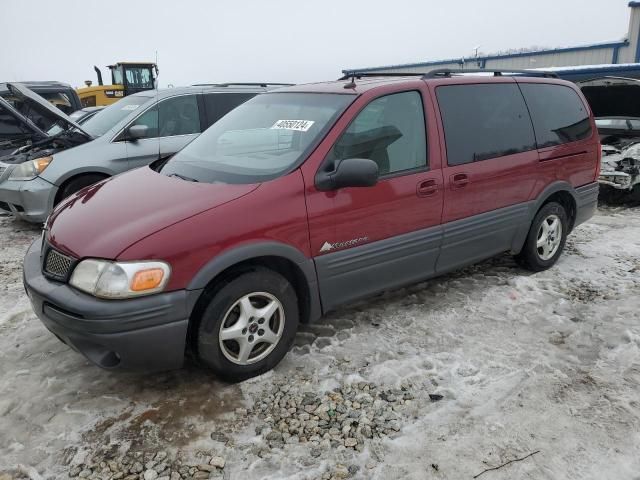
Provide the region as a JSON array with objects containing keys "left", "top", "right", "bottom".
[
  {"left": 7, "top": 83, "right": 91, "bottom": 139},
  {"left": 578, "top": 76, "right": 640, "bottom": 119},
  {"left": 48, "top": 166, "right": 259, "bottom": 259}
]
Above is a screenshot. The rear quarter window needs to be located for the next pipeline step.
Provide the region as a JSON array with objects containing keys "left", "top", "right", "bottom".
[
  {"left": 436, "top": 83, "right": 537, "bottom": 166},
  {"left": 519, "top": 83, "right": 592, "bottom": 148},
  {"left": 204, "top": 93, "right": 258, "bottom": 127}
]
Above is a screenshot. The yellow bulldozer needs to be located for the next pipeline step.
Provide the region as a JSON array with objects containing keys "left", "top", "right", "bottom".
[{"left": 76, "top": 62, "right": 158, "bottom": 107}]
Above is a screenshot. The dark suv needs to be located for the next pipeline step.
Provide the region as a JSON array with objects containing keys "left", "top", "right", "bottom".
[
  {"left": 0, "top": 81, "right": 82, "bottom": 127},
  {"left": 24, "top": 70, "right": 600, "bottom": 381}
]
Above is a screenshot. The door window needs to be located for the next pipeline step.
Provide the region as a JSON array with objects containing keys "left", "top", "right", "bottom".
[
  {"left": 326, "top": 91, "right": 427, "bottom": 176},
  {"left": 129, "top": 106, "right": 159, "bottom": 138},
  {"left": 519, "top": 83, "right": 592, "bottom": 147},
  {"left": 436, "top": 83, "right": 537, "bottom": 166},
  {"left": 128, "top": 95, "right": 201, "bottom": 139}
]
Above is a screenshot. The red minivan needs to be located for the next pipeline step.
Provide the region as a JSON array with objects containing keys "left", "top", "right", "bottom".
[{"left": 23, "top": 70, "right": 600, "bottom": 380}]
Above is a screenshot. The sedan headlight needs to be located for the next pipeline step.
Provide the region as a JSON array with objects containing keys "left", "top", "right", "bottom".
[
  {"left": 69, "top": 259, "right": 171, "bottom": 299},
  {"left": 9, "top": 156, "right": 52, "bottom": 180}
]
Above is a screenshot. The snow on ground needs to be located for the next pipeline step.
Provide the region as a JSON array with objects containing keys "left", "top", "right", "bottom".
[{"left": 0, "top": 205, "right": 639, "bottom": 480}]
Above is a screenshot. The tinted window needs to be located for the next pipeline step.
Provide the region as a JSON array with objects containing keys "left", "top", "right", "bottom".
[
  {"left": 204, "top": 93, "right": 257, "bottom": 126},
  {"left": 436, "top": 84, "right": 536, "bottom": 166},
  {"left": 520, "top": 84, "right": 591, "bottom": 147},
  {"left": 327, "top": 91, "right": 427, "bottom": 175},
  {"left": 129, "top": 95, "right": 200, "bottom": 139}
]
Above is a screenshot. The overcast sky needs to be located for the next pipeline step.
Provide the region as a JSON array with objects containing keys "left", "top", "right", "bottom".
[{"left": 0, "top": 0, "right": 632, "bottom": 88}]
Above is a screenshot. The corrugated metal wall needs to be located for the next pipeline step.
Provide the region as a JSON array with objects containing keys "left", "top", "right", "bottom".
[
  {"left": 344, "top": 3, "right": 640, "bottom": 74},
  {"left": 486, "top": 48, "right": 615, "bottom": 69}
]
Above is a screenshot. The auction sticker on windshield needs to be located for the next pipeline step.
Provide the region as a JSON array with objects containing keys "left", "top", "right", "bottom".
[
  {"left": 121, "top": 104, "right": 140, "bottom": 111},
  {"left": 271, "top": 120, "right": 315, "bottom": 132}
]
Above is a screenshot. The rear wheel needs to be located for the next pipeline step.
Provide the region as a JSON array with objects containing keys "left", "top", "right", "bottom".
[
  {"left": 55, "top": 174, "right": 108, "bottom": 205},
  {"left": 515, "top": 201, "right": 568, "bottom": 272},
  {"left": 196, "top": 269, "right": 299, "bottom": 381}
]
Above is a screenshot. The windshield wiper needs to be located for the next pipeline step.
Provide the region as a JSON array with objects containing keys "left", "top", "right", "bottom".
[{"left": 168, "top": 173, "right": 199, "bottom": 182}]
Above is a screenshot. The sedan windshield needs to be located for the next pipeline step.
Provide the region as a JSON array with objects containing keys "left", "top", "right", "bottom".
[
  {"left": 81, "top": 95, "right": 152, "bottom": 137},
  {"left": 160, "top": 93, "right": 354, "bottom": 183}
]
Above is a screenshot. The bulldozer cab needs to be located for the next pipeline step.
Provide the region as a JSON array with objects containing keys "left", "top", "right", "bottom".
[
  {"left": 77, "top": 62, "right": 158, "bottom": 107},
  {"left": 109, "top": 62, "right": 158, "bottom": 96}
]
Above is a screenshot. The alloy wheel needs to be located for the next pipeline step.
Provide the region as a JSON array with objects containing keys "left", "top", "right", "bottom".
[
  {"left": 536, "top": 213, "right": 562, "bottom": 261},
  {"left": 218, "top": 292, "right": 285, "bottom": 365}
]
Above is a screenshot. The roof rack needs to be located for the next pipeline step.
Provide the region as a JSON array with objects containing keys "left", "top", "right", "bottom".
[
  {"left": 193, "top": 82, "right": 294, "bottom": 88},
  {"left": 339, "top": 69, "right": 558, "bottom": 82},
  {"left": 338, "top": 72, "right": 425, "bottom": 80},
  {"left": 424, "top": 68, "right": 559, "bottom": 78}
]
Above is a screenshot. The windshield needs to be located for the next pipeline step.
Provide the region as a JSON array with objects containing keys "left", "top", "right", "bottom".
[
  {"left": 81, "top": 95, "right": 151, "bottom": 137},
  {"left": 125, "top": 67, "right": 154, "bottom": 89},
  {"left": 160, "top": 93, "right": 354, "bottom": 183},
  {"left": 46, "top": 109, "right": 96, "bottom": 136}
]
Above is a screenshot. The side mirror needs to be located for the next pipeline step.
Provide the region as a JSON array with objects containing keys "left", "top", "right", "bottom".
[
  {"left": 127, "top": 124, "right": 149, "bottom": 141},
  {"left": 315, "top": 158, "right": 379, "bottom": 191}
]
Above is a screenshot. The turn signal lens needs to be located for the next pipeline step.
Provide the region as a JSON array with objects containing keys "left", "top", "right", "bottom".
[
  {"left": 34, "top": 156, "right": 53, "bottom": 174},
  {"left": 131, "top": 268, "right": 165, "bottom": 292}
]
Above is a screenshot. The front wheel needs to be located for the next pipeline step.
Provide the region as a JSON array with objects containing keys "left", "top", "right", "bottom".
[
  {"left": 196, "top": 269, "right": 299, "bottom": 381},
  {"left": 515, "top": 201, "right": 568, "bottom": 272}
]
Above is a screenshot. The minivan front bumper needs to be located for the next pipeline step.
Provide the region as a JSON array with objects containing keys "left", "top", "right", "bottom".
[
  {"left": 23, "top": 240, "right": 200, "bottom": 371},
  {"left": 0, "top": 171, "right": 56, "bottom": 223}
]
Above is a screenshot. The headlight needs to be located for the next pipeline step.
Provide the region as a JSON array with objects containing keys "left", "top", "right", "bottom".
[
  {"left": 69, "top": 259, "right": 171, "bottom": 299},
  {"left": 9, "top": 156, "right": 52, "bottom": 180}
]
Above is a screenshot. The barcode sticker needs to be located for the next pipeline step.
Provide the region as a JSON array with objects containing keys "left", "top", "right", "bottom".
[{"left": 271, "top": 119, "right": 315, "bottom": 132}]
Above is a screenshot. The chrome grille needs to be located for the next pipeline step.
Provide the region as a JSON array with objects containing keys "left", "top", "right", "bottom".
[{"left": 44, "top": 249, "right": 74, "bottom": 279}]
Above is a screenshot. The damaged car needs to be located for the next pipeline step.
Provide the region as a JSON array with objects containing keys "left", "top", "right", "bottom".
[
  {"left": 0, "top": 83, "right": 93, "bottom": 160},
  {"left": 579, "top": 76, "right": 640, "bottom": 202},
  {"left": 0, "top": 83, "right": 96, "bottom": 219},
  {"left": 0, "top": 94, "right": 51, "bottom": 157}
]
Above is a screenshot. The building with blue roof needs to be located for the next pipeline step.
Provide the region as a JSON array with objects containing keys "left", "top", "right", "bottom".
[{"left": 344, "top": 2, "right": 640, "bottom": 80}]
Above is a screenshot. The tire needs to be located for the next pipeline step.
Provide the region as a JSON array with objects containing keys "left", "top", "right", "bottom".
[
  {"left": 515, "top": 201, "right": 568, "bottom": 272},
  {"left": 196, "top": 268, "right": 299, "bottom": 381},
  {"left": 56, "top": 174, "right": 107, "bottom": 205}
]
